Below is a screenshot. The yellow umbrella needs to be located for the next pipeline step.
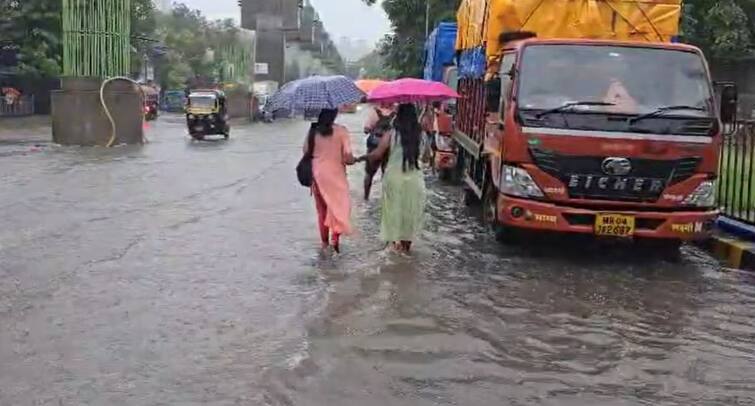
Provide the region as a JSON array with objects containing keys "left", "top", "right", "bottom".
[{"left": 355, "top": 79, "right": 387, "bottom": 94}]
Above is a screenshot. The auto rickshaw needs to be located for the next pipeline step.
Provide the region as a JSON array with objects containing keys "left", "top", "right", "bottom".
[{"left": 185, "top": 90, "right": 230, "bottom": 140}]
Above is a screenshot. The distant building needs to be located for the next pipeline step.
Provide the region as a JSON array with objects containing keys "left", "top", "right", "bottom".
[{"left": 240, "top": 0, "right": 344, "bottom": 84}]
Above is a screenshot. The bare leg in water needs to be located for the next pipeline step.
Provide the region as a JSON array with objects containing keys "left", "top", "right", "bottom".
[
  {"left": 332, "top": 233, "right": 341, "bottom": 254},
  {"left": 401, "top": 241, "right": 412, "bottom": 253},
  {"left": 364, "top": 158, "right": 386, "bottom": 201}
]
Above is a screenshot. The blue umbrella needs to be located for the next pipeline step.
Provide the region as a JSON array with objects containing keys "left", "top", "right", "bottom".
[{"left": 268, "top": 75, "right": 365, "bottom": 114}]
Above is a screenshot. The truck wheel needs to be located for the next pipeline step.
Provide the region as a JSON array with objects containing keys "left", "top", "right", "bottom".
[
  {"left": 439, "top": 168, "right": 452, "bottom": 182},
  {"left": 463, "top": 187, "right": 479, "bottom": 206},
  {"left": 483, "top": 183, "right": 516, "bottom": 243}
]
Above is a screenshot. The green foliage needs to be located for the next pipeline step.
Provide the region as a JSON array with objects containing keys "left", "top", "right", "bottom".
[
  {"left": 154, "top": 4, "right": 249, "bottom": 89},
  {"left": 357, "top": 50, "right": 400, "bottom": 79},
  {"left": 363, "top": 0, "right": 461, "bottom": 77},
  {"left": 0, "top": 0, "right": 62, "bottom": 77},
  {"left": 367, "top": 0, "right": 755, "bottom": 74},
  {"left": 1, "top": 0, "right": 159, "bottom": 78},
  {"left": 682, "top": 0, "right": 754, "bottom": 58},
  {"left": 131, "top": 0, "right": 157, "bottom": 75}
]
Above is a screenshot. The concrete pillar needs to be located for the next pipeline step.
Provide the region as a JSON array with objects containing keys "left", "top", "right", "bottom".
[{"left": 51, "top": 77, "right": 143, "bottom": 146}]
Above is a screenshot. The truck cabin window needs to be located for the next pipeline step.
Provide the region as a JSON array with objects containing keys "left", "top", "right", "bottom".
[
  {"left": 498, "top": 53, "right": 516, "bottom": 120},
  {"left": 517, "top": 45, "right": 715, "bottom": 135}
]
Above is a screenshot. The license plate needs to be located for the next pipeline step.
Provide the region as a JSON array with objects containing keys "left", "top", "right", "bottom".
[
  {"left": 595, "top": 214, "right": 635, "bottom": 237},
  {"left": 194, "top": 126, "right": 203, "bottom": 131}
]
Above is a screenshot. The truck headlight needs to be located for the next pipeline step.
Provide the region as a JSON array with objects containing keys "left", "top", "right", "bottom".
[
  {"left": 501, "top": 165, "right": 544, "bottom": 198},
  {"left": 683, "top": 180, "right": 717, "bottom": 207}
]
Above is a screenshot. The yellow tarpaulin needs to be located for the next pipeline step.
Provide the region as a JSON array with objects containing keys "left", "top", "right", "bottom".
[{"left": 456, "top": 0, "right": 682, "bottom": 57}]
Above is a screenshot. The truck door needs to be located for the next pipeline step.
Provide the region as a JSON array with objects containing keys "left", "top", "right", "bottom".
[{"left": 486, "top": 52, "right": 516, "bottom": 189}]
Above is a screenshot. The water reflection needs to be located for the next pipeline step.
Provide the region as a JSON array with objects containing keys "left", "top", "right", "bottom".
[{"left": 267, "top": 170, "right": 755, "bottom": 406}]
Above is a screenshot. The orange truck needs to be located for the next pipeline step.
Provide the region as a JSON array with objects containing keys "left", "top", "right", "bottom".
[{"left": 454, "top": 0, "right": 738, "bottom": 247}]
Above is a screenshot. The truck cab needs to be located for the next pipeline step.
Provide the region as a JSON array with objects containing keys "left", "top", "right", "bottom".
[{"left": 461, "top": 38, "right": 737, "bottom": 243}]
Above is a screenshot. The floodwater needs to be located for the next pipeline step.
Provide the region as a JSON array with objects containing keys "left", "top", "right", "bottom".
[{"left": 1, "top": 110, "right": 754, "bottom": 405}]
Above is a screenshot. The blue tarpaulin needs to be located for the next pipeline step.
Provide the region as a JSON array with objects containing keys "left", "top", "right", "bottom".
[
  {"left": 458, "top": 47, "right": 486, "bottom": 79},
  {"left": 423, "top": 23, "right": 458, "bottom": 82}
]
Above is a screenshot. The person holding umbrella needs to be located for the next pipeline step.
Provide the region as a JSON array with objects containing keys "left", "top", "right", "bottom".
[
  {"left": 269, "top": 76, "right": 365, "bottom": 253},
  {"left": 305, "top": 109, "right": 358, "bottom": 253},
  {"left": 360, "top": 78, "right": 460, "bottom": 253},
  {"left": 360, "top": 103, "right": 425, "bottom": 253}
]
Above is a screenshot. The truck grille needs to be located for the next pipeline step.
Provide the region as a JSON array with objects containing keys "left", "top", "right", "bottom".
[{"left": 530, "top": 148, "right": 701, "bottom": 202}]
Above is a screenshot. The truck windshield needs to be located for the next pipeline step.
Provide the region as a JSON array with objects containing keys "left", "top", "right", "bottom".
[{"left": 518, "top": 45, "right": 714, "bottom": 117}]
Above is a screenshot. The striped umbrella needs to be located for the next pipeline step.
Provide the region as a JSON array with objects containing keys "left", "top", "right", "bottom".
[{"left": 269, "top": 75, "right": 365, "bottom": 114}]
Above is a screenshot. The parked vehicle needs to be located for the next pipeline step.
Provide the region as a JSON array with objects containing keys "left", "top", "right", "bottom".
[
  {"left": 423, "top": 23, "right": 460, "bottom": 180},
  {"left": 185, "top": 90, "right": 230, "bottom": 140},
  {"left": 162, "top": 90, "right": 187, "bottom": 113},
  {"left": 454, "top": 0, "right": 737, "bottom": 247}
]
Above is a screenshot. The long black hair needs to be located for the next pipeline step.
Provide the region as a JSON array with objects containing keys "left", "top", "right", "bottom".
[
  {"left": 309, "top": 108, "right": 338, "bottom": 138},
  {"left": 394, "top": 103, "right": 421, "bottom": 172}
]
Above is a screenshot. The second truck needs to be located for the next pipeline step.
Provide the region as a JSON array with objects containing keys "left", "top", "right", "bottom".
[{"left": 454, "top": 0, "right": 738, "bottom": 247}]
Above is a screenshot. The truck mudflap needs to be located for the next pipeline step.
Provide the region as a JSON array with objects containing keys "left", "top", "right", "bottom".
[{"left": 497, "top": 195, "right": 718, "bottom": 240}]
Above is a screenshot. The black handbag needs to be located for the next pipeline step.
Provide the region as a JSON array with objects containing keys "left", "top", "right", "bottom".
[{"left": 296, "top": 125, "right": 317, "bottom": 187}]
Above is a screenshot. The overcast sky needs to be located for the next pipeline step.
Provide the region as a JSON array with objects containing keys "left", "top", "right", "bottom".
[{"left": 177, "top": 0, "right": 390, "bottom": 46}]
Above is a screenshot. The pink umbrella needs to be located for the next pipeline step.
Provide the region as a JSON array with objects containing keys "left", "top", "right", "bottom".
[{"left": 367, "top": 78, "right": 460, "bottom": 104}]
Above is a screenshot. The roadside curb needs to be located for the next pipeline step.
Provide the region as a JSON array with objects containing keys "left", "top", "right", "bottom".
[{"left": 704, "top": 218, "right": 755, "bottom": 270}]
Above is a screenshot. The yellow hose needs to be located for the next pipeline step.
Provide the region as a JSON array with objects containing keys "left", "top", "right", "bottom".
[{"left": 100, "top": 76, "right": 147, "bottom": 147}]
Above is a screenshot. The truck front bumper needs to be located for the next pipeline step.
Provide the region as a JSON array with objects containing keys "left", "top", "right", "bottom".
[{"left": 498, "top": 195, "right": 717, "bottom": 240}]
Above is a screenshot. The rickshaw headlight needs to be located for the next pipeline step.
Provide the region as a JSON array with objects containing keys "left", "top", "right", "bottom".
[{"left": 187, "top": 114, "right": 194, "bottom": 120}]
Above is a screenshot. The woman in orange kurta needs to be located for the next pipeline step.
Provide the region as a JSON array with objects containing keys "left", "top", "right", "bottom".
[{"left": 303, "top": 109, "right": 357, "bottom": 253}]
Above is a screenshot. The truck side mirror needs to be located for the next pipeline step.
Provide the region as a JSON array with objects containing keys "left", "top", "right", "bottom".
[
  {"left": 485, "top": 77, "right": 501, "bottom": 113},
  {"left": 720, "top": 84, "right": 738, "bottom": 124}
]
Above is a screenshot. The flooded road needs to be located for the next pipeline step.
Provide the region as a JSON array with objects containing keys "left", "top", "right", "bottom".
[{"left": 1, "top": 110, "right": 755, "bottom": 405}]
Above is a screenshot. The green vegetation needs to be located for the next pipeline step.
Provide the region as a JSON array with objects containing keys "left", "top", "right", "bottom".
[
  {"left": 0, "top": 1, "right": 253, "bottom": 89},
  {"left": 720, "top": 142, "right": 755, "bottom": 221},
  {"left": 362, "top": 0, "right": 461, "bottom": 78},
  {"left": 0, "top": 0, "right": 156, "bottom": 77},
  {"left": 681, "top": 0, "right": 755, "bottom": 58},
  {"left": 356, "top": 50, "right": 400, "bottom": 80},
  {"left": 362, "top": 0, "right": 755, "bottom": 77}
]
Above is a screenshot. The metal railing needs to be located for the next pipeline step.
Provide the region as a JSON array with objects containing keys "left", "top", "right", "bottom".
[
  {"left": 0, "top": 95, "right": 35, "bottom": 117},
  {"left": 719, "top": 120, "right": 755, "bottom": 225}
]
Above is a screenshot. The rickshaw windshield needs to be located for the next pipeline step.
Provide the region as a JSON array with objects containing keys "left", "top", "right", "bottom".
[{"left": 189, "top": 96, "right": 216, "bottom": 108}]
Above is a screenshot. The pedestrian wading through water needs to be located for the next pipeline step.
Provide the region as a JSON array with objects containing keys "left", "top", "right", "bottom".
[{"left": 302, "top": 108, "right": 358, "bottom": 253}]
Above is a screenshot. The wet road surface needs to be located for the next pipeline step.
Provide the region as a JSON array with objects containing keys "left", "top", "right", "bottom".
[{"left": 1, "top": 110, "right": 755, "bottom": 405}]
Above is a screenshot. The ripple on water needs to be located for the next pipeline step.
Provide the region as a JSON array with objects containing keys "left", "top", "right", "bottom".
[{"left": 263, "top": 162, "right": 755, "bottom": 406}]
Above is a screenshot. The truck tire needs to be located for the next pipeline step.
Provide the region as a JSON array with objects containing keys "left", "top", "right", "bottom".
[
  {"left": 482, "top": 182, "right": 516, "bottom": 243},
  {"left": 463, "top": 187, "right": 479, "bottom": 206},
  {"left": 439, "top": 168, "right": 453, "bottom": 182}
]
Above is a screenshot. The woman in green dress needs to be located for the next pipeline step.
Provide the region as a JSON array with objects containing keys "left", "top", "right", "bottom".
[{"left": 361, "top": 103, "right": 426, "bottom": 253}]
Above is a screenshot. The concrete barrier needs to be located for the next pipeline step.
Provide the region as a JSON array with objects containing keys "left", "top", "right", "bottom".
[
  {"left": 51, "top": 77, "right": 143, "bottom": 146},
  {"left": 703, "top": 217, "right": 755, "bottom": 270}
]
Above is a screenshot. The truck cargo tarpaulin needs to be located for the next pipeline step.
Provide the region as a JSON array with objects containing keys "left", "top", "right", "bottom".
[
  {"left": 456, "top": 0, "right": 682, "bottom": 58},
  {"left": 424, "top": 23, "right": 458, "bottom": 82}
]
